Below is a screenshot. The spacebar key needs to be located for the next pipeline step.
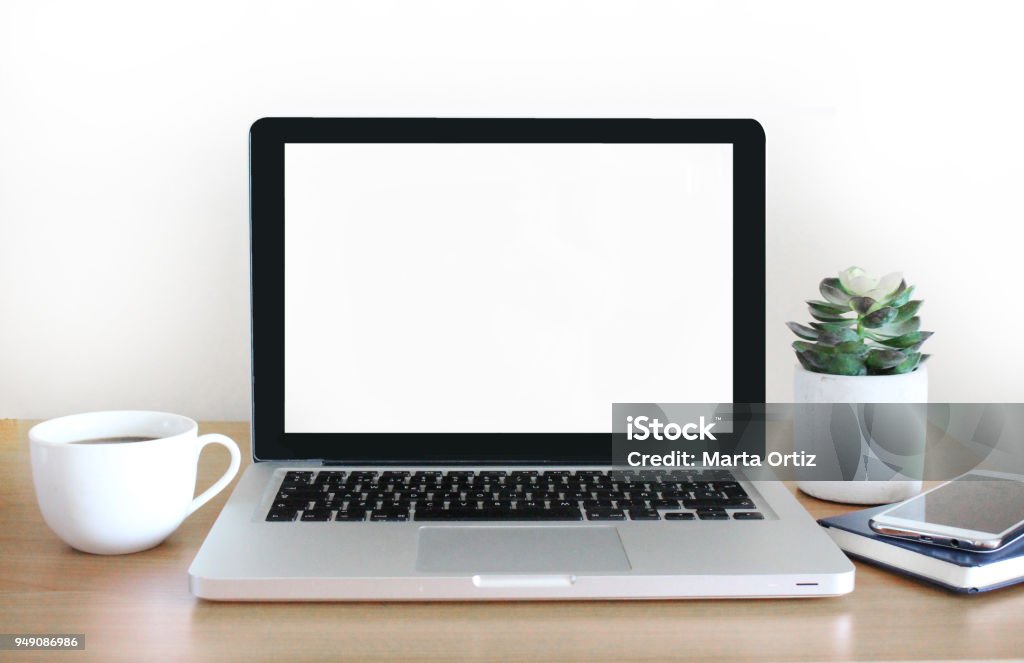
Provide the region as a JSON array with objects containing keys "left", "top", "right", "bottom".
[{"left": 415, "top": 508, "right": 583, "bottom": 521}]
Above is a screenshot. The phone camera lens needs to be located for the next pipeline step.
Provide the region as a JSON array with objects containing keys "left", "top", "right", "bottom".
[{"left": 950, "top": 539, "right": 960, "bottom": 548}]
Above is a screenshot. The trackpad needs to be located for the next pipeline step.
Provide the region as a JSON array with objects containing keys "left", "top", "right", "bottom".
[{"left": 416, "top": 526, "right": 631, "bottom": 573}]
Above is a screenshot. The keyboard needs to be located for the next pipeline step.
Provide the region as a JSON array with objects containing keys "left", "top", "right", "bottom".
[{"left": 265, "top": 469, "right": 765, "bottom": 522}]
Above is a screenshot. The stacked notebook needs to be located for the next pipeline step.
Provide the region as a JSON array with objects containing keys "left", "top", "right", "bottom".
[{"left": 819, "top": 505, "right": 1024, "bottom": 593}]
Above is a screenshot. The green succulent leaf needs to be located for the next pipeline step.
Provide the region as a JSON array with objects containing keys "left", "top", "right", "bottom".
[
  {"left": 920, "top": 353, "right": 932, "bottom": 364},
  {"left": 866, "top": 348, "right": 907, "bottom": 370},
  {"left": 795, "top": 344, "right": 835, "bottom": 371},
  {"left": 817, "top": 327, "right": 861, "bottom": 346},
  {"left": 893, "top": 299, "right": 923, "bottom": 322},
  {"left": 796, "top": 351, "right": 821, "bottom": 372},
  {"left": 888, "top": 351, "right": 923, "bottom": 374},
  {"left": 849, "top": 297, "right": 876, "bottom": 315},
  {"left": 862, "top": 307, "right": 898, "bottom": 329},
  {"left": 792, "top": 340, "right": 817, "bottom": 353},
  {"left": 874, "top": 316, "right": 921, "bottom": 338},
  {"left": 786, "top": 322, "right": 819, "bottom": 341},
  {"left": 807, "top": 300, "right": 849, "bottom": 316},
  {"left": 809, "top": 320, "right": 856, "bottom": 331},
  {"left": 889, "top": 284, "right": 915, "bottom": 308},
  {"left": 874, "top": 330, "right": 934, "bottom": 349},
  {"left": 835, "top": 341, "right": 869, "bottom": 356},
  {"left": 819, "top": 278, "right": 852, "bottom": 306},
  {"left": 810, "top": 309, "right": 854, "bottom": 323},
  {"left": 823, "top": 353, "right": 867, "bottom": 376}
]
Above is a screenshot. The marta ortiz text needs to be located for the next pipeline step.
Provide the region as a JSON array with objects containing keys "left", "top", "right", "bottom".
[{"left": 623, "top": 415, "right": 816, "bottom": 468}]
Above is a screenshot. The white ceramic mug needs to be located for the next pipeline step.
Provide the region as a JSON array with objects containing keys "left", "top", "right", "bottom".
[{"left": 29, "top": 411, "right": 241, "bottom": 555}]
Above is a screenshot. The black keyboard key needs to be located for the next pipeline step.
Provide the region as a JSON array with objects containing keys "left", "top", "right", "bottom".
[
  {"left": 665, "top": 512, "right": 696, "bottom": 521},
  {"left": 300, "top": 508, "right": 332, "bottom": 522},
  {"left": 684, "top": 498, "right": 732, "bottom": 509},
  {"left": 733, "top": 512, "right": 764, "bottom": 520},
  {"left": 698, "top": 511, "right": 730, "bottom": 520},
  {"left": 279, "top": 485, "right": 323, "bottom": 496},
  {"left": 586, "top": 508, "right": 626, "bottom": 521},
  {"left": 506, "top": 507, "right": 584, "bottom": 521},
  {"left": 699, "top": 470, "right": 736, "bottom": 481},
  {"left": 266, "top": 508, "right": 298, "bottom": 522},
  {"left": 276, "top": 495, "right": 320, "bottom": 508},
  {"left": 370, "top": 510, "right": 409, "bottom": 522},
  {"left": 628, "top": 509, "right": 661, "bottom": 520},
  {"left": 334, "top": 510, "right": 366, "bottom": 521},
  {"left": 414, "top": 508, "right": 582, "bottom": 521},
  {"left": 650, "top": 499, "right": 681, "bottom": 509}
]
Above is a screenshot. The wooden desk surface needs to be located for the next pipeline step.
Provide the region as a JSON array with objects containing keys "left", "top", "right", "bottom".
[{"left": 2, "top": 420, "right": 1023, "bottom": 662}]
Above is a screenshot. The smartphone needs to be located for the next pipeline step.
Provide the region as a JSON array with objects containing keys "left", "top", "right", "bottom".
[{"left": 868, "top": 470, "right": 1024, "bottom": 552}]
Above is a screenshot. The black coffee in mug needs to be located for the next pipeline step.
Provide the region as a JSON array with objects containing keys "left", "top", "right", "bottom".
[{"left": 69, "top": 436, "right": 160, "bottom": 445}]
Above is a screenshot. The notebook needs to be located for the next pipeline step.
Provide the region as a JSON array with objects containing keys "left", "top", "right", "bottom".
[{"left": 819, "top": 505, "right": 1024, "bottom": 593}]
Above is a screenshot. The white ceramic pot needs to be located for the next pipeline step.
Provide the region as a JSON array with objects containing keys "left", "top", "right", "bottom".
[{"left": 795, "top": 365, "right": 927, "bottom": 504}]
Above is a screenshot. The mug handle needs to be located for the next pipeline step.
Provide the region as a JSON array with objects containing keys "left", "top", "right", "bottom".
[{"left": 189, "top": 433, "right": 242, "bottom": 515}]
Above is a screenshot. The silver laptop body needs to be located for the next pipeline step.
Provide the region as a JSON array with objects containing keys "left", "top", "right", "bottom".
[{"left": 189, "top": 118, "right": 854, "bottom": 600}]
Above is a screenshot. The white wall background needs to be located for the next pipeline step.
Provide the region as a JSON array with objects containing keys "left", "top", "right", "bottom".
[{"left": 2, "top": 0, "right": 1022, "bottom": 420}]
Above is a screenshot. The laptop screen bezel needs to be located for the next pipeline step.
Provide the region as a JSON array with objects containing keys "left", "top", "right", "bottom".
[{"left": 250, "top": 118, "right": 765, "bottom": 464}]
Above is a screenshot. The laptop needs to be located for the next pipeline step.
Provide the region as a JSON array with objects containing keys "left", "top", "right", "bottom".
[{"left": 189, "top": 118, "right": 854, "bottom": 600}]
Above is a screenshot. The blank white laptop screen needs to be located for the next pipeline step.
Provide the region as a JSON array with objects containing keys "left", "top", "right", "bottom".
[{"left": 284, "top": 143, "right": 733, "bottom": 433}]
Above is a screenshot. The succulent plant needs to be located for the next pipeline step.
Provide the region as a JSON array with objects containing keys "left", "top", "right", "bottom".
[{"left": 787, "top": 267, "right": 932, "bottom": 376}]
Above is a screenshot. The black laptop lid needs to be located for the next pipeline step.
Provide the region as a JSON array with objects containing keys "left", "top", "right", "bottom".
[{"left": 250, "top": 118, "right": 764, "bottom": 463}]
